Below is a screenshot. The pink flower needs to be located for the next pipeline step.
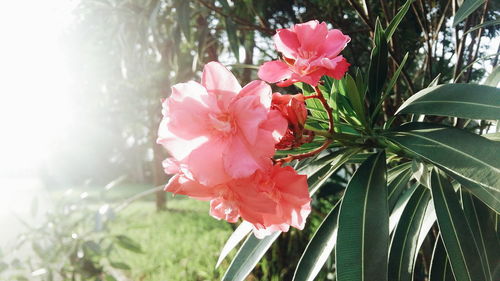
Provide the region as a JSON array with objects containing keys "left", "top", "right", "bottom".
[
  {"left": 271, "top": 93, "right": 309, "bottom": 150},
  {"left": 157, "top": 62, "right": 287, "bottom": 186},
  {"left": 164, "top": 161, "right": 311, "bottom": 237},
  {"left": 258, "top": 20, "right": 351, "bottom": 87}
]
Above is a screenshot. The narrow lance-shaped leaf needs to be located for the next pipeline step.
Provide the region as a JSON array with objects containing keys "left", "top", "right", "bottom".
[
  {"left": 462, "top": 192, "right": 500, "bottom": 281},
  {"left": 384, "top": 122, "right": 500, "bottom": 213},
  {"left": 429, "top": 235, "right": 456, "bottom": 281},
  {"left": 336, "top": 151, "right": 389, "bottom": 281},
  {"left": 430, "top": 169, "right": 487, "bottom": 281},
  {"left": 293, "top": 201, "right": 341, "bottom": 281},
  {"left": 396, "top": 84, "right": 500, "bottom": 120},
  {"left": 453, "top": 0, "right": 486, "bottom": 26},
  {"left": 367, "top": 19, "right": 388, "bottom": 114},
  {"left": 221, "top": 232, "right": 281, "bottom": 281},
  {"left": 388, "top": 185, "right": 431, "bottom": 281},
  {"left": 385, "top": 0, "right": 415, "bottom": 41}
]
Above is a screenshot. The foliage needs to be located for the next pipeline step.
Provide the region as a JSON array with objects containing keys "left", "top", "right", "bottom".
[
  {"left": 0, "top": 188, "right": 145, "bottom": 281},
  {"left": 57, "top": 0, "right": 500, "bottom": 280},
  {"left": 211, "top": 1, "right": 500, "bottom": 281}
]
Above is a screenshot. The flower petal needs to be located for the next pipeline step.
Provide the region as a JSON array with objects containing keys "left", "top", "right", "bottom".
[
  {"left": 164, "top": 174, "right": 215, "bottom": 200},
  {"left": 274, "top": 28, "right": 300, "bottom": 58},
  {"left": 166, "top": 81, "right": 215, "bottom": 140},
  {"left": 201, "top": 62, "right": 241, "bottom": 110},
  {"left": 320, "top": 29, "right": 351, "bottom": 58},
  {"left": 292, "top": 20, "right": 328, "bottom": 52},
  {"left": 258, "top": 61, "right": 292, "bottom": 84},
  {"left": 187, "top": 138, "right": 231, "bottom": 186}
]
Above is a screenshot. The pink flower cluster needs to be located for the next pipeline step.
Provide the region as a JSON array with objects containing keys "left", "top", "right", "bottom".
[
  {"left": 158, "top": 62, "right": 311, "bottom": 237},
  {"left": 259, "top": 20, "right": 350, "bottom": 87},
  {"left": 158, "top": 20, "right": 350, "bottom": 237}
]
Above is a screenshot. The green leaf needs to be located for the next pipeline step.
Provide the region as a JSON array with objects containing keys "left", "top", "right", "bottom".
[
  {"left": 219, "top": 0, "right": 239, "bottom": 61},
  {"left": 304, "top": 148, "right": 361, "bottom": 195},
  {"left": 221, "top": 232, "right": 281, "bottom": 281},
  {"left": 429, "top": 236, "right": 456, "bottom": 281},
  {"left": 453, "top": 0, "right": 486, "bottom": 26},
  {"left": 385, "top": 0, "right": 414, "bottom": 41},
  {"left": 387, "top": 167, "right": 412, "bottom": 211},
  {"left": 464, "top": 19, "right": 500, "bottom": 35},
  {"left": 384, "top": 122, "right": 500, "bottom": 213},
  {"left": 462, "top": 193, "right": 500, "bottom": 280},
  {"left": 484, "top": 66, "right": 500, "bottom": 87},
  {"left": 386, "top": 52, "right": 409, "bottom": 94},
  {"left": 336, "top": 151, "right": 389, "bottom": 281},
  {"left": 340, "top": 74, "right": 365, "bottom": 124},
  {"left": 367, "top": 19, "right": 388, "bottom": 113},
  {"left": 388, "top": 185, "right": 431, "bottom": 281},
  {"left": 293, "top": 201, "right": 341, "bottom": 281},
  {"left": 430, "top": 169, "right": 487, "bottom": 281},
  {"left": 174, "top": 0, "right": 190, "bottom": 39},
  {"left": 216, "top": 221, "right": 253, "bottom": 268},
  {"left": 109, "top": 261, "right": 131, "bottom": 270},
  {"left": 114, "top": 235, "right": 143, "bottom": 253},
  {"left": 396, "top": 84, "right": 500, "bottom": 120}
]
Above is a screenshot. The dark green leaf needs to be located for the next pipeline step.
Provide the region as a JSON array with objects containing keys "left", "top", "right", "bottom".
[
  {"left": 174, "top": 0, "right": 190, "bottom": 39},
  {"left": 388, "top": 168, "right": 412, "bottom": 211},
  {"left": 396, "top": 84, "right": 500, "bottom": 120},
  {"left": 385, "top": 0, "right": 415, "bottom": 41},
  {"left": 462, "top": 193, "right": 500, "bottom": 280},
  {"left": 336, "top": 151, "right": 389, "bottom": 281},
  {"left": 219, "top": 0, "right": 239, "bottom": 61},
  {"left": 430, "top": 169, "right": 487, "bottom": 281},
  {"left": 384, "top": 122, "right": 500, "bottom": 212},
  {"left": 293, "top": 201, "right": 341, "bottom": 281},
  {"left": 429, "top": 236, "right": 456, "bottom": 281},
  {"left": 367, "top": 19, "right": 388, "bottom": 113},
  {"left": 453, "top": 0, "right": 486, "bottom": 26},
  {"left": 388, "top": 185, "right": 431, "bottom": 281},
  {"left": 114, "top": 235, "right": 143, "bottom": 253}
]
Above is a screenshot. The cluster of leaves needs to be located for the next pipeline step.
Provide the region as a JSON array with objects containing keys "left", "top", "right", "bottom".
[
  {"left": 216, "top": 1, "right": 500, "bottom": 281},
  {"left": 0, "top": 190, "right": 144, "bottom": 281}
]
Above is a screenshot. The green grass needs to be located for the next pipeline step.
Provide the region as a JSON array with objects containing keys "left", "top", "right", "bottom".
[{"left": 109, "top": 198, "right": 235, "bottom": 281}]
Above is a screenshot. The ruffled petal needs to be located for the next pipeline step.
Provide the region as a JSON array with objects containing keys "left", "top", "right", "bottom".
[
  {"left": 258, "top": 61, "right": 293, "bottom": 84},
  {"left": 201, "top": 62, "right": 241, "bottom": 110},
  {"left": 320, "top": 29, "right": 351, "bottom": 58},
  {"left": 273, "top": 28, "right": 300, "bottom": 58},
  {"left": 292, "top": 20, "right": 328, "bottom": 52},
  {"left": 165, "top": 81, "right": 215, "bottom": 140},
  {"left": 223, "top": 135, "right": 266, "bottom": 179},
  {"left": 325, "top": 56, "right": 350, "bottom": 80},
  {"left": 187, "top": 138, "right": 231, "bottom": 186},
  {"left": 157, "top": 118, "right": 208, "bottom": 160},
  {"left": 231, "top": 95, "right": 268, "bottom": 145},
  {"left": 164, "top": 174, "right": 215, "bottom": 201}
]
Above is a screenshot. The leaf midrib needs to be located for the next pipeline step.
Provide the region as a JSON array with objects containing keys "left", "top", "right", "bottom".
[
  {"left": 361, "top": 152, "right": 383, "bottom": 281},
  {"left": 436, "top": 174, "right": 472, "bottom": 281}
]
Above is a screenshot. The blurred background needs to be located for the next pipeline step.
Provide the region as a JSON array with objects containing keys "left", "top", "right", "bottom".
[{"left": 0, "top": 0, "right": 498, "bottom": 280}]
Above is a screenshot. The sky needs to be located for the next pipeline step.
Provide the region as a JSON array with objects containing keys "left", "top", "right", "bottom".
[{"left": 0, "top": 1, "right": 77, "bottom": 176}]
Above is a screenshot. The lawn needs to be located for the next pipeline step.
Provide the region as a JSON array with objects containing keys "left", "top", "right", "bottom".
[{"left": 109, "top": 198, "right": 235, "bottom": 281}]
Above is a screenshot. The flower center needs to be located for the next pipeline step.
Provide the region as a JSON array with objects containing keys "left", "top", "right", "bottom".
[{"left": 209, "top": 112, "right": 235, "bottom": 135}]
